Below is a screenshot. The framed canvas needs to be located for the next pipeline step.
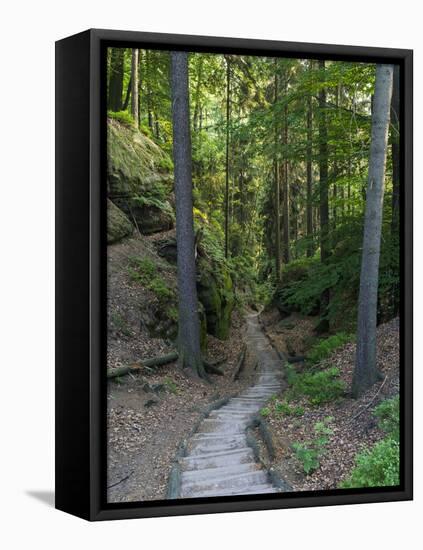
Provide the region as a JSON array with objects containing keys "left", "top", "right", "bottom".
[{"left": 55, "top": 29, "right": 413, "bottom": 521}]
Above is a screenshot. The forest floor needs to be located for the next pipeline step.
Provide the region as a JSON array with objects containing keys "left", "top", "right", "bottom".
[
  {"left": 258, "top": 310, "right": 400, "bottom": 490},
  {"left": 107, "top": 234, "right": 259, "bottom": 503}
]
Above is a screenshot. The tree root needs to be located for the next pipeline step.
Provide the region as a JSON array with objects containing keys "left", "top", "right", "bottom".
[{"left": 107, "top": 351, "right": 178, "bottom": 379}]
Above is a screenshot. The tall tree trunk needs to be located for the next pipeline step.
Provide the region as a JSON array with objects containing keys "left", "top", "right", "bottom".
[
  {"left": 274, "top": 64, "right": 281, "bottom": 282},
  {"left": 282, "top": 71, "right": 290, "bottom": 264},
  {"left": 146, "top": 50, "right": 153, "bottom": 130},
  {"left": 318, "top": 60, "right": 330, "bottom": 331},
  {"left": 108, "top": 48, "right": 124, "bottom": 111},
  {"left": 390, "top": 64, "right": 400, "bottom": 236},
  {"left": 352, "top": 64, "right": 394, "bottom": 398},
  {"left": 122, "top": 77, "right": 132, "bottom": 111},
  {"left": 170, "top": 52, "right": 207, "bottom": 379},
  {"left": 306, "top": 61, "right": 314, "bottom": 257},
  {"left": 224, "top": 56, "right": 231, "bottom": 258},
  {"left": 131, "top": 49, "right": 139, "bottom": 127},
  {"left": 193, "top": 57, "right": 204, "bottom": 133}
]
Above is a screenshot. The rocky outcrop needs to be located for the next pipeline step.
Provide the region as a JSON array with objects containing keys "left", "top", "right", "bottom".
[
  {"left": 107, "top": 118, "right": 175, "bottom": 235},
  {"left": 197, "top": 258, "right": 235, "bottom": 340},
  {"left": 107, "top": 199, "right": 133, "bottom": 244}
]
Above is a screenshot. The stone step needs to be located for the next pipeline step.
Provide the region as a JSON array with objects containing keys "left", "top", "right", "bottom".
[
  {"left": 181, "top": 470, "right": 269, "bottom": 496},
  {"left": 191, "top": 432, "right": 246, "bottom": 441},
  {"left": 189, "top": 438, "right": 247, "bottom": 455},
  {"left": 200, "top": 419, "right": 245, "bottom": 434},
  {"left": 181, "top": 462, "right": 258, "bottom": 483},
  {"left": 184, "top": 483, "right": 277, "bottom": 498},
  {"left": 180, "top": 448, "right": 254, "bottom": 470}
]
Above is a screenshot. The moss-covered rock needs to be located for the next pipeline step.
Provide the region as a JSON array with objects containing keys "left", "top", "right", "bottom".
[
  {"left": 107, "top": 199, "right": 133, "bottom": 244},
  {"left": 107, "top": 118, "right": 175, "bottom": 234},
  {"left": 197, "top": 258, "right": 234, "bottom": 340}
]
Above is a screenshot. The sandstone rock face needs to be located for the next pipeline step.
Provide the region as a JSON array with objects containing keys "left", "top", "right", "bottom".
[
  {"left": 107, "top": 199, "right": 133, "bottom": 244},
  {"left": 107, "top": 118, "right": 175, "bottom": 235}
]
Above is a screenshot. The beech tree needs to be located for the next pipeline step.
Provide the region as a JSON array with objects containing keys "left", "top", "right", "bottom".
[
  {"left": 352, "top": 64, "right": 394, "bottom": 398},
  {"left": 170, "top": 51, "right": 207, "bottom": 379}
]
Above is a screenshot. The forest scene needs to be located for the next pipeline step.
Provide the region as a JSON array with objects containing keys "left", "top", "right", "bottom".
[{"left": 106, "top": 47, "right": 400, "bottom": 502}]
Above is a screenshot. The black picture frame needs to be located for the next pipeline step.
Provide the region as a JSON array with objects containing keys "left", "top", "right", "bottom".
[{"left": 55, "top": 28, "right": 413, "bottom": 521}]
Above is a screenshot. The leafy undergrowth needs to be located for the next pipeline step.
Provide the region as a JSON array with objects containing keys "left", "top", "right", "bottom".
[
  {"left": 261, "top": 314, "right": 400, "bottom": 491},
  {"left": 341, "top": 396, "right": 399, "bottom": 488}
]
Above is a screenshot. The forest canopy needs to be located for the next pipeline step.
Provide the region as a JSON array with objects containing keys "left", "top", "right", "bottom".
[{"left": 107, "top": 48, "right": 399, "bottom": 334}]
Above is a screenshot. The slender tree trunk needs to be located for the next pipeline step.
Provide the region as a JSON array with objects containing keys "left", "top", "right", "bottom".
[
  {"left": 193, "top": 57, "right": 204, "bottom": 132},
  {"left": 390, "top": 64, "right": 400, "bottom": 236},
  {"left": 146, "top": 50, "right": 153, "bottom": 130},
  {"left": 274, "top": 64, "right": 281, "bottom": 282},
  {"left": 131, "top": 49, "right": 139, "bottom": 127},
  {"left": 282, "top": 71, "right": 290, "bottom": 264},
  {"left": 122, "top": 77, "right": 132, "bottom": 111},
  {"left": 306, "top": 61, "right": 314, "bottom": 257},
  {"left": 318, "top": 60, "right": 330, "bottom": 331},
  {"left": 108, "top": 48, "right": 124, "bottom": 111},
  {"left": 224, "top": 56, "right": 231, "bottom": 258},
  {"left": 352, "top": 64, "right": 394, "bottom": 398},
  {"left": 170, "top": 52, "right": 207, "bottom": 379}
]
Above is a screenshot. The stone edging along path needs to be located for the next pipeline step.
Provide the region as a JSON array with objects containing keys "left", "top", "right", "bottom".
[{"left": 168, "top": 313, "right": 291, "bottom": 499}]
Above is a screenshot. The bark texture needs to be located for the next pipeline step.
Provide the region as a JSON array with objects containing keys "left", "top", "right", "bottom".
[
  {"left": 170, "top": 52, "right": 207, "bottom": 379},
  {"left": 352, "top": 64, "right": 394, "bottom": 398}
]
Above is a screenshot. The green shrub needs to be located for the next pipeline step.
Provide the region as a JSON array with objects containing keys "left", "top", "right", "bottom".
[
  {"left": 340, "top": 396, "right": 400, "bottom": 489},
  {"left": 274, "top": 401, "right": 304, "bottom": 417},
  {"left": 292, "top": 417, "right": 333, "bottom": 474},
  {"left": 340, "top": 437, "right": 400, "bottom": 488},
  {"left": 306, "top": 332, "right": 353, "bottom": 366},
  {"left": 260, "top": 407, "right": 271, "bottom": 417},
  {"left": 148, "top": 277, "right": 174, "bottom": 303},
  {"left": 374, "top": 395, "right": 399, "bottom": 439},
  {"left": 164, "top": 377, "right": 178, "bottom": 394},
  {"left": 286, "top": 366, "right": 345, "bottom": 405},
  {"left": 128, "top": 257, "right": 175, "bottom": 304},
  {"left": 128, "top": 257, "right": 157, "bottom": 283},
  {"left": 108, "top": 110, "right": 135, "bottom": 126}
]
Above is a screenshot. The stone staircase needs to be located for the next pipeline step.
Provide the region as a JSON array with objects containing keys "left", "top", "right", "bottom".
[{"left": 177, "top": 314, "right": 286, "bottom": 498}]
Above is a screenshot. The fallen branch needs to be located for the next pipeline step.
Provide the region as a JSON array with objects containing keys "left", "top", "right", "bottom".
[
  {"left": 107, "top": 351, "right": 178, "bottom": 379},
  {"left": 350, "top": 375, "right": 388, "bottom": 422},
  {"left": 107, "top": 470, "right": 134, "bottom": 490}
]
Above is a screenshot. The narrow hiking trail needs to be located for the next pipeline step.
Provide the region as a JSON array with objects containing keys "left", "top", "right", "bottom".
[{"left": 176, "top": 313, "right": 288, "bottom": 498}]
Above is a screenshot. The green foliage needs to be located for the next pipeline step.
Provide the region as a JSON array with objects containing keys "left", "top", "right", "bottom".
[
  {"left": 286, "top": 364, "right": 345, "bottom": 405},
  {"left": 108, "top": 110, "right": 135, "bottom": 126},
  {"left": 340, "top": 437, "right": 400, "bottom": 488},
  {"left": 292, "top": 417, "right": 334, "bottom": 474},
  {"left": 341, "top": 396, "right": 400, "bottom": 488},
  {"left": 260, "top": 406, "right": 271, "bottom": 417},
  {"left": 306, "top": 332, "right": 353, "bottom": 366},
  {"left": 164, "top": 377, "right": 178, "bottom": 394},
  {"left": 128, "top": 257, "right": 175, "bottom": 304},
  {"left": 274, "top": 401, "right": 304, "bottom": 417},
  {"left": 374, "top": 395, "right": 399, "bottom": 439}
]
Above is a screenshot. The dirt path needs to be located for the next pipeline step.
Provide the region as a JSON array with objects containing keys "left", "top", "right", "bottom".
[{"left": 175, "top": 314, "right": 288, "bottom": 498}]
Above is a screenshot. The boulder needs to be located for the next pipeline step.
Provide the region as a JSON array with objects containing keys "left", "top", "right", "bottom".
[{"left": 107, "top": 199, "right": 133, "bottom": 244}]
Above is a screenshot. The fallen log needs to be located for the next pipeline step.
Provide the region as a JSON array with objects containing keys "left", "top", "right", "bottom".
[{"left": 107, "top": 351, "right": 178, "bottom": 379}]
